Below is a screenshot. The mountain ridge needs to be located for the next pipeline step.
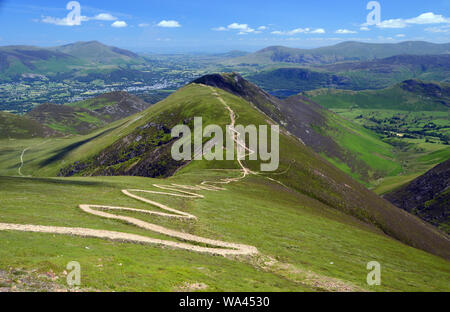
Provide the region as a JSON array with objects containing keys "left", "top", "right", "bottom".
[
  {"left": 26, "top": 91, "right": 152, "bottom": 134},
  {"left": 47, "top": 78, "right": 450, "bottom": 260},
  {"left": 246, "top": 54, "right": 450, "bottom": 96},
  {"left": 193, "top": 73, "right": 403, "bottom": 184},
  {"left": 225, "top": 41, "right": 450, "bottom": 65},
  {"left": 0, "top": 41, "right": 143, "bottom": 80},
  {"left": 0, "top": 111, "right": 60, "bottom": 139},
  {"left": 50, "top": 41, "right": 141, "bottom": 62},
  {"left": 304, "top": 79, "right": 450, "bottom": 111}
]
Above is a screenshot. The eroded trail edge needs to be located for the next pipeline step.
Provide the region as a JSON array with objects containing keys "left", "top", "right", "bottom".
[{"left": 0, "top": 86, "right": 258, "bottom": 256}]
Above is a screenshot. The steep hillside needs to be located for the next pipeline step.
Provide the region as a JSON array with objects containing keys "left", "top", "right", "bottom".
[
  {"left": 0, "top": 82, "right": 450, "bottom": 290},
  {"left": 0, "top": 111, "right": 59, "bottom": 139},
  {"left": 384, "top": 159, "right": 450, "bottom": 233},
  {"left": 305, "top": 79, "right": 450, "bottom": 193},
  {"left": 50, "top": 41, "right": 143, "bottom": 64},
  {"left": 0, "top": 77, "right": 449, "bottom": 288},
  {"left": 68, "top": 91, "right": 152, "bottom": 120},
  {"left": 26, "top": 91, "right": 152, "bottom": 134},
  {"left": 304, "top": 80, "right": 450, "bottom": 111},
  {"left": 16, "top": 78, "right": 444, "bottom": 259},
  {"left": 0, "top": 45, "right": 83, "bottom": 79},
  {"left": 0, "top": 42, "right": 145, "bottom": 81},
  {"left": 225, "top": 41, "right": 450, "bottom": 66},
  {"left": 26, "top": 103, "right": 103, "bottom": 135},
  {"left": 193, "top": 73, "right": 401, "bottom": 184},
  {"left": 247, "top": 67, "right": 360, "bottom": 97}
]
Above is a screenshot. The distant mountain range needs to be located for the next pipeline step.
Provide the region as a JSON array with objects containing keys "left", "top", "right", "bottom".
[
  {"left": 246, "top": 54, "right": 450, "bottom": 96},
  {"left": 49, "top": 41, "right": 141, "bottom": 63},
  {"left": 2, "top": 40, "right": 449, "bottom": 82},
  {"left": 0, "top": 41, "right": 145, "bottom": 80},
  {"left": 225, "top": 41, "right": 450, "bottom": 66}
]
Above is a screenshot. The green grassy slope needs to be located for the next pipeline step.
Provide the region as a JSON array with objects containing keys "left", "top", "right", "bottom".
[
  {"left": 247, "top": 67, "right": 361, "bottom": 97},
  {"left": 194, "top": 73, "right": 402, "bottom": 185},
  {"left": 319, "top": 110, "right": 402, "bottom": 183},
  {"left": 304, "top": 80, "right": 450, "bottom": 111},
  {"left": 26, "top": 91, "right": 152, "bottom": 135},
  {"left": 0, "top": 81, "right": 449, "bottom": 291},
  {"left": 0, "top": 171, "right": 449, "bottom": 291},
  {"left": 0, "top": 111, "right": 59, "bottom": 139},
  {"left": 26, "top": 103, "right": 104, "bottom": 135},
  {"left": 305, "top": 80, "right": 450, "bottom": 192},
  {"left": 0, "top": 82, "right": 449, "bottom": 261}
]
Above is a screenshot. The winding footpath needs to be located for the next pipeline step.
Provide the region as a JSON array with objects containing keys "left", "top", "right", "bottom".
[
  {"left": 0, "top": 86, "right": 259, "bottom": 256},
  {"left": 18, "top": 147, "right": 30, "bottom": 177}
]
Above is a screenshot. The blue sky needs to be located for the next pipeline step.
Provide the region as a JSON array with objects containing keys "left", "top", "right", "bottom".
[{"left": 0, "top": 0, "right": 449, "bottom": 52}]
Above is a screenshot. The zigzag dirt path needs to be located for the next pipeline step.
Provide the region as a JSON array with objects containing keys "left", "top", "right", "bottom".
[{"left": 0, "top": 86, "right": 259, "bottom": 256}]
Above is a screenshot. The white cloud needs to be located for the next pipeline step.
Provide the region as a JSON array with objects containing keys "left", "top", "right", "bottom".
[
  {"left": 212, "top": 23, "right": 270, "bottom": 34},
  {"left": 377, "top": 18, "right": 407, "bottom": 29},
  {"left": 425, "top": 25, "right": 450, "bottom": 33},
  {"left": 157, "top": 20, "right": 181, "bottom": 28},
  {"left": 360, "top": 26, "right": 370, "bottom": 31},
  {"left": 93, "top": 13, "right": 117, "bottom": 21},
  {"left": 213, "top": 23, "right": 269, "bottom": 34},
  {"left": 289, "top": 28, "right": 309, "bottom": 35},
  {"left": 111, "top": 21, "right": 127, "bottom": 28},
  {"left": 335, "top": 29, "right": 357, "bottom": 34},
  {"left": 138, "top": 23, "right": 150, "bottom": 28},
  {"left": 310, "top": 28, "right": 326, "bottom": 34},
  {"left": 377, "top": 12, "right": 450, "bottom": 29},
  {"left": 271, "top": 27, "right": 325, "bottom": 35},
  {"left": 228, "top": 23, "right": 254, "bottom": 33},
  {"left": 41, "top": 15, "right": 89, "bottom": 26},
  {"left": 41, "top": 11, "right": 118, "bottom": 26},
  {"left": 406, "top": 12, "right": 450, "bottom": 24},
  {"left": 212, "top": 26, "right": 228, "bottom": 31},
  {"left": 396, "top": 34, "right": 406, "bottom": 37}
]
